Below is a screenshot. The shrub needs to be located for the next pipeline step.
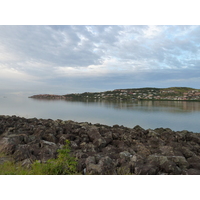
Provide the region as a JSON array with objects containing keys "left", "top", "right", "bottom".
[{"left": 30, "top": 140, "right": 78, "bottom": 175}]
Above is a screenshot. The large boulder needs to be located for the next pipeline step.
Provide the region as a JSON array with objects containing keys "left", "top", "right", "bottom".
[
  {"left": 87, "top": 126, "right": 101, "bottom": 142},
  {"left": 187, "top": 156, "right": 200, "bottom": 170}
]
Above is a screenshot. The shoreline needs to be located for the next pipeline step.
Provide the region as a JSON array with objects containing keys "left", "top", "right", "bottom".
[
  {"left": 29, "top": 87, "right": 200, "bottom": 101},
  {"left": 29, "top": 95, "right": 200, "bottom": 102},
  {"left": 30, "top": 95, "right": 200, "bottom": 102},
  {"left": 1, "top": 115, "right": 200, "bottom": 175}
]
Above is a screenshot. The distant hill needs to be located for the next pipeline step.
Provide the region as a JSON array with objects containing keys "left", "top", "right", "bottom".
[{"left": 30, "top": 87, "right": 200, "bottom": 101}]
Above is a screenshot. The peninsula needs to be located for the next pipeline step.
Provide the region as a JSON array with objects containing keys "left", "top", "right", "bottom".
[{"left": 29, "top": 87, "right": 200, "bottom": 101}]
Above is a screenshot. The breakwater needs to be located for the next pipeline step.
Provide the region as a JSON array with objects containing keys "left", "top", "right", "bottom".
[{"left": 0, "top": 115, "right": 200, "bottom": 174}]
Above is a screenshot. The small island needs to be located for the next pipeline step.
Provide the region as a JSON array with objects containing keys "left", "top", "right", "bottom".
[{"left": 29, "top": 87, "right": 200, "bottom": 101}]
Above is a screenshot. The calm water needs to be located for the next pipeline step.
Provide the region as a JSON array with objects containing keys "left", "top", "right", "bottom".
[{"left": 0, "top": 95, "right": 200, "bottom": 133}]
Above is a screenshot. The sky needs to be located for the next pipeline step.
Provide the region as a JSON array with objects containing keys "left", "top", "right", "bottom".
[{"left": 1, "top": 25, "right": 200, "bottom": 95}]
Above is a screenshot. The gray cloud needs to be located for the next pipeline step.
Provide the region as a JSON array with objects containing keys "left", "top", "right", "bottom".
[{"left": 1, "top": 25, "right": 200, "bottom": 95}]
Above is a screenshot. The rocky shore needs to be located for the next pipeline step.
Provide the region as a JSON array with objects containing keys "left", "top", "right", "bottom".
[{"left": 0, "top": 115, "right": 200, "bottom": 175}]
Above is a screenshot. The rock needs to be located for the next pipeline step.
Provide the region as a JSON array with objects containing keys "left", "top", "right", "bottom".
[
  {"left": 0, "top": 137, "right": 17, "bottom": 155},
  {"left": 101, "top": 145, "right": 119, "bottom": 159},
  {"left": 130, "top": 155, "right": 137, "bottom": 162},
  {"left": 134, "top": 142, "right": 151, "bottom": 157},
  {"left": 42, "top": 133, "right": 56, "bottom": 143},
  {"left": 147, "top": 155, "right": 182, "bottom": 174},
  {"left": 86, "top": 163, "right": 102, "bottom": 175},
  {"left": 148, "top": 137, "right": 162, "bottom": 149},
  {"left": 186, "top": 168, "right": 200, "bottom": 175},
  {"left": 111, "top": 140, "right": 125, "bottom": 149},
  {"left": 119, "top": 151, "right": 131, "bottom": 160},
  {"left": 93, "top": 138, "right": 106, "bottom": 148},
  {"left": 87, "top": 126, "right": 101, "bottom": 142},
  {"left": 159, "top": 146, "right": 174, "bottom": 156},
  {"left": 103, "top": 131, "right": 113, "bottom": 145},
  {"left": 1, "top": 115, "right": 200, "bottom": 175},
  {"left": 185, "top": 134, "right": 200, "bottom": 145},
  {"left": 133, "top": 125, "right": 145, "bottom": 132},
  {"left": 85, "top": 156, "right": 96, "bottom": 165},
  {"left": 21, "top": 158, "right": 33, "bottom": 168},
  {"left": 147, "top": 129, "right": 160, "bottom": 137},
  {"left": 13, "top": 144, "right": 34, "bottom": 162},
  {"left": 136, "top": 164, "right": 159, "bottom": 175},
  {"left": 84, "top": 155, "right": 103, "bottom": 175},
  {"left": 112, "top": 132, "right": 120, "bottom": 140},
  {"left": 187, "top": 156, "right": 200, "bottom": 169},
  {"left": 66, "top": 134, "right": 77, "bottom": 141},
  {"left": 181, "top": 147, "right": 195, "bottom": 158},
  {"left": 70, "top": 141, "right": 78, "bottom": 149},
  {"left": 170, "top": 156, "right": 189, "bottom": 169},
  {"left": 98, "top": 156, "right": 116, "bottom": 175}
]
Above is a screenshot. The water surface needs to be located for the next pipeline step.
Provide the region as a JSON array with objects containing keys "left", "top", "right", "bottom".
[{"left": 0, "top": 95, "right": 200, "bottom": 132}]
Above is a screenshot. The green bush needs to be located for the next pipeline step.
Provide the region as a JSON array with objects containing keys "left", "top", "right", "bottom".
[{"left": 30, "top": 140, "right": 78, "bottom": 175}]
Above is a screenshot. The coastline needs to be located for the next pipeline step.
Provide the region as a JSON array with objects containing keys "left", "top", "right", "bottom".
[
  {"left": 1, "top": 115, "right": 200, "bottom": 175},
  {"left": 29, "top": 87, "right": 200, "bottom": 102}
]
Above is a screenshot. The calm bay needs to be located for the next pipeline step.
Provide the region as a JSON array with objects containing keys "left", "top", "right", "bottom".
[{"left": 1, "top": 94, "right": 200, "bottom": 133}]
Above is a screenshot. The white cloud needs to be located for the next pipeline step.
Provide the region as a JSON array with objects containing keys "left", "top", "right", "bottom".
[{"left": 142, "top": 25, "right": 163, "bottom": 38}]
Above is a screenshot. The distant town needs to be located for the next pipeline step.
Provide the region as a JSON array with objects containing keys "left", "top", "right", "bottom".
[{"left": 29, "top": 87, "right": 200, "bottom": 101}]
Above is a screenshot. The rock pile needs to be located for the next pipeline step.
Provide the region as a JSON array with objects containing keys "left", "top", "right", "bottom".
[{"left": 0, "top": 115, "right": 200, "bottom": 175}]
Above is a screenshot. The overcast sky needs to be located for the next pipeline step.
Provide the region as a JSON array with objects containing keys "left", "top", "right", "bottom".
[{"left": 1, "top": 25, "right": 200, "bottom": 95}]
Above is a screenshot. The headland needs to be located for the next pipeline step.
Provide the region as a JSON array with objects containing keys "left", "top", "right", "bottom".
[{"left": 29, "top": 87, "right": 200, "bottom": 101}]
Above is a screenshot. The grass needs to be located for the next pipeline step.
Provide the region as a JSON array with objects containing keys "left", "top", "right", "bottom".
[
  {"left": 0, "top": 161, "right": 31, "bottom": 175},
  {"left": 0, "top": 140, "right": 79, "bottom": 175}
]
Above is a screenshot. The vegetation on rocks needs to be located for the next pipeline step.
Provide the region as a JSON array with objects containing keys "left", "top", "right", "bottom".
[
  {"left": 30, "top": 140, "right": 78, "bottom": 175},
  {"left": 0, "top": 140, "right": 78, "bottom": 175}
]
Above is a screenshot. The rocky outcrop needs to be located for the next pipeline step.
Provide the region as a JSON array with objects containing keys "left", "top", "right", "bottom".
[
  {"left": 0, "top": 115, "right": 200, "bottom": 175},
  {"left": 29, "top": 94, "right": 65, "bottom": 99}
]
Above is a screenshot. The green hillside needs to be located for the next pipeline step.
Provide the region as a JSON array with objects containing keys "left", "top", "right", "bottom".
[{"left": 63, "top": 87, "right": 200, "bottom": 101}]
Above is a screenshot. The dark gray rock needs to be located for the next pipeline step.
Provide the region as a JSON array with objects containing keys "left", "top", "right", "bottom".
[
  {"left": 186, "top": 168, "right": 200, "bottom": 175},
  {"left": 1, "top": 115, "right": 200, "bottom": 174}
]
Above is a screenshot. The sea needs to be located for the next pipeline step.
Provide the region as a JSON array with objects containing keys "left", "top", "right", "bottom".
[{"left": 1, "top": 94, "right": 200, "bottom": 133}]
